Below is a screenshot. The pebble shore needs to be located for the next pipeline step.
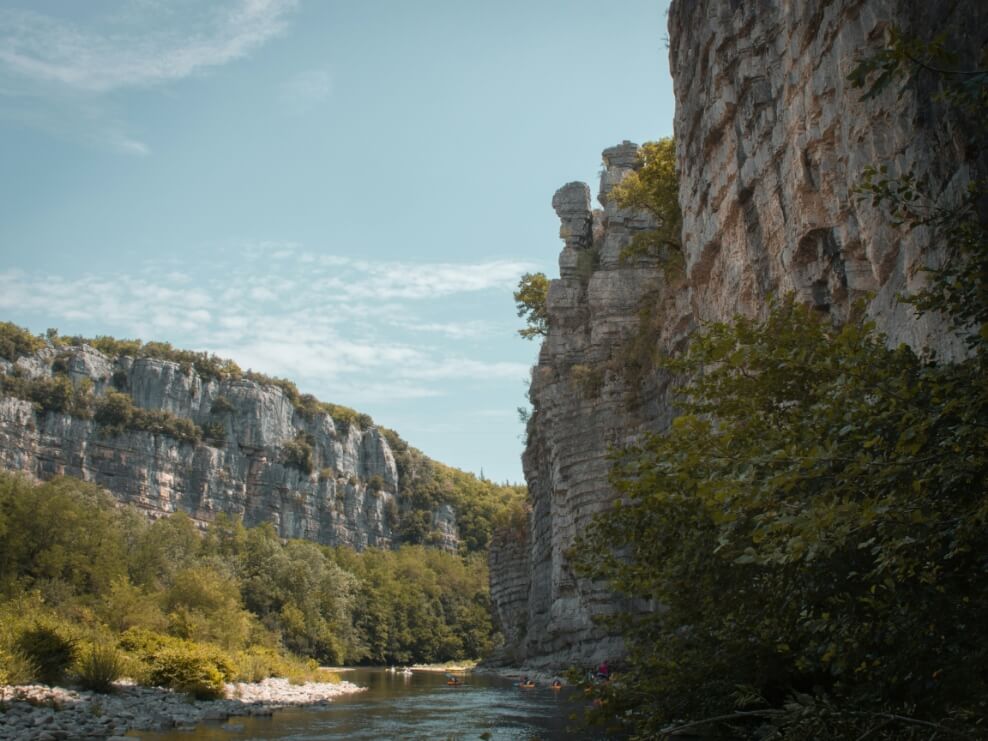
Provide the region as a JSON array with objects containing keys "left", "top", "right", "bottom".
[{"left": 0, "top": 677, "right": 364, "bottom": 740}]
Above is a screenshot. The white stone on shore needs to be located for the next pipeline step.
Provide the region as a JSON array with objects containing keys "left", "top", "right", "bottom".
[{"left": 0, "top": 678, "right": 364, "bottom": 740}]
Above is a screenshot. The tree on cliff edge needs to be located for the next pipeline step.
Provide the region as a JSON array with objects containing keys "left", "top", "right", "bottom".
[{"left": 514, "top": 271, "right": 549, "bottom": 339}]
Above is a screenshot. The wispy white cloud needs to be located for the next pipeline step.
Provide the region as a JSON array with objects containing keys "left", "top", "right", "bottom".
[
  {"left": 0, "top": 1, "right": 297, "bottom": 93},
  {"left": 0, "top": 1, "right": 296, "bottom": 154},
  {"left": 0, "top": 249, "right": 536, "bottom": 404},
  {"left": 396, "top": 319, "right": 495, "bottom": 340}
]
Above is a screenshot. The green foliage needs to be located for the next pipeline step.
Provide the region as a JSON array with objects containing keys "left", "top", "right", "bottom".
[
  {"left": 380, "top": 428, "right": 526, "bottom": 553},
  {"left": 209, "top": 395, "right": 234, "bottom": 415},
  {"left": 281, "top": 433, "right": 315, "bottom": 475},
  {"left": 514, "top": 272, "right": 549, "bottom": 340},
  {"left": 335, "top": 546, "right": 496, "bottom": 665},
  {"left": 0, "top": 647, "right": 39, "bottom": 686},
  {"left": 574, "top": 295, "right": 988, "bottom": 738},
  {"left": 0, "top": 471, "right": 505, "bottom": 688},
  {"left": 16, "top": 623, "right": 77, "bottom": 685},
  {"left": 146, "top": 642, "right": 228, "bottom": 699},
  {"left": 94, "top": 390, "right": 202, "bottom": 444},
  {"left": 162, "top": 566, "right": 251, "bottom": 650},
  {"left": 0, "top": 321, "right": 44, "bottom": 362},
  {"left": 569, "top": 363, "right": 604, "bottom": 400},
  {"left": 200, "top": 420, "right": 226, "bottom": 443},
  {"left": 0, "top": 372, "right": 94, "bottom": 418},
  {"left": 610, "top": 138, "right": 682, "bottom": 258},
  {"left": 75, "top": 642, "right": 125, "bottom": 693},
  {"left": 0, "top": 475, "right": 128, "bottom": 598}
]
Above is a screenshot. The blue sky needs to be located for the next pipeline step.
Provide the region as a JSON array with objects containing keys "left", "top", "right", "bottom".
[{"left": 0, "top": 0, "right": 674, "bottom": 483}]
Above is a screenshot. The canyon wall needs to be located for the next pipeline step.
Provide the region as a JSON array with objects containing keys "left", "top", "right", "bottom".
[
  {"left": 0, "top": 344, "right": 460, "bottom": 550},
  {"left": 491, "top": 0, "right": 986, "bottom": 668}
]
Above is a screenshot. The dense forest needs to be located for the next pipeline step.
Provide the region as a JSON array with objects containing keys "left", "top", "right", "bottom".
[
  {"left": 0, "top": 473, "right": 498, "bottom": 699},
  {"left": 570, "top": 32, "right": 988, "bottom": 741}
]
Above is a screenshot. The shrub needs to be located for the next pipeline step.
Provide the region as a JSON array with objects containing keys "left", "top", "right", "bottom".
[
  {"left": 147, "top": 644, "right": 227, "bottom": 699},
  {"left": 200, "top": 421, "right": 226, "bottom": 444},
  {"left": 234, "top": 648, "right": 278, "bottom": 683},
  {"left": 95, "top": 391, "right": 202, "bottom": 444},
  {"left": 570, "top": 363, "right": 604, "bottom": 399},
  {"left": 0, "top": 322, "right": 44, "bottom": 362},
  {"left": 75, "top": 642, "right": 124, "bottom": 693},
  {"left": 282, "top": 433, "right": 314, "bottom": 475},
  {"left": 209, "top": 396, "right": 234, "bottom": 415},
  {"left": 15, "top": 624, "right": 77, "bottom": 685},
  {"left": 94, "top": 390, "right": 134, "bottom": 431},
  {"left": 122, "top": 629, "right": 234, "bottom": 699},
  {"left": 0, "top": 648, "right": 40, "bottom": 686}
]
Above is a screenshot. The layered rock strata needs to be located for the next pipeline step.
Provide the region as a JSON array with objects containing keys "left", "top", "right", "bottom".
[
  {"left": 0, "top": 345, "right": 455, "bottom": 550},
  {"left": 492, "top": 0, "right": 985, "bottom": 668},
  {"left": 492, "top": 143, "right": 691, "bottom": 667},
  {"left": 669, "top": 0, "right": 987, "bottom": 353}
]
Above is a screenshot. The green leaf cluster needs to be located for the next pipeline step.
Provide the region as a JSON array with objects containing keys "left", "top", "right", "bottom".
[
  {"left": 0, "top": 372, "right": 94, "bottom": 418},
  {"left": 513, "top": 272, "right": 549, "bottom": 340},
  {"left": 94, "top": 390, "right": 203, "bottom": 445},
  {"left": 574, "top": 296, "right": 988, "bottom": 738},
  {"left": 0, "top": 321, "right": 44, "bottom": 362},
  {"left": 281, "top": 432, "right": 315, "bottom": 474},
  {"left": 610, "top": 138, "right": 682, "bottom": 260}
]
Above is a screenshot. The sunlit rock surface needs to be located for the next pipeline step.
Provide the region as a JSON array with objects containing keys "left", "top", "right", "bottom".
[{"left": 0, "top": 346, "right": 421, "bottom": 550}]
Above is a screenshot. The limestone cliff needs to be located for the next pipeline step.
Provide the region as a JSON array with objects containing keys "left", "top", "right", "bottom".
[
  {"left": 490, "top": 144, "right": 692, "bottom": 668},
  {"left": 0, "top": 343, "right": 458, "bottom": 551},
  {"left": 491, "top": 0, "right": 986, "bottom": 668},
  {"left": 670, "top": 0, "right": 986, "bottom": 352}
]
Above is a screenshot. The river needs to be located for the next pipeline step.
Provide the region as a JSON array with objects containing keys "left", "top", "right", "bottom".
[{"left": 136, "top": 668, "right": 596, "bottom": 740}]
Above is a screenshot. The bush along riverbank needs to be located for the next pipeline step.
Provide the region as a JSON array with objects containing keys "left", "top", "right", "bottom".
[{"left": 0, "top": 677, "right": 364, "bottom": 740}]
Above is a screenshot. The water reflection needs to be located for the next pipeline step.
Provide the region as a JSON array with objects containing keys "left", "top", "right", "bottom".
[{"left": 137, "top": 668, "right": 595, "bottom": 740}]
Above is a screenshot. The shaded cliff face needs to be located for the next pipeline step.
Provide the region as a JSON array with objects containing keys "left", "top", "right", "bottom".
[
  {"left": 0, "top": 344, "right": 459, "bottom": 551},
  {"left": 493, "top": 143, "right": 691, "bottom": 668},
  {"left": 669, "top": 0, "right": 986, "bottom": 354},
  {"left": 491, "top": 0, "right": 985, "bottom": 668}
]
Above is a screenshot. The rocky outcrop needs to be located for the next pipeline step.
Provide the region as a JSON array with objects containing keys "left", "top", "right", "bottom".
[
  {"left": 669, "top": 0, "right": 986, "bottom": 355},
  {"left": 492, "top": 0, "right": 986, "bottom": 668},
  {"left": 486, "top": 526, "right": 530, "bottom": 664},
  {"left": 0, "top": 345, "right": 443, "bottom": 551},
  {"left": 492, "top": 143, "right": 692, "bottom": 668}
]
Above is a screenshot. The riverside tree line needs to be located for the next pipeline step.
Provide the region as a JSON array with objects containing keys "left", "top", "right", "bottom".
[{"left": 0, "top": 472, "right": 506, "bottom": 698}]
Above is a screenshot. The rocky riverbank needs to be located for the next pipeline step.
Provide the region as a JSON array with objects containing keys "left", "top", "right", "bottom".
[{"left": 0, "top": 677, "right": 364, "bottom": 740}]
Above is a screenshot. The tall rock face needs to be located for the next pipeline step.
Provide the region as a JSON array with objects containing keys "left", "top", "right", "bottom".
[
  {"left": 491, "top": 0, "right": 985, "bottom": 668},
  {"left": 492, "top": 144, "right": 692, "bottom": 668},
  {"left": 0, "top": 345, "right": 442, "bottom": 551},
  {"left": 669, "top": 0, "right": 986, "bottom": 353}
]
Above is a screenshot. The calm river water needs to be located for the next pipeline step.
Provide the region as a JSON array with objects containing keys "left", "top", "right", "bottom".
[{"left": 137, "top": 668, "right": 596, "bottom": 740}]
